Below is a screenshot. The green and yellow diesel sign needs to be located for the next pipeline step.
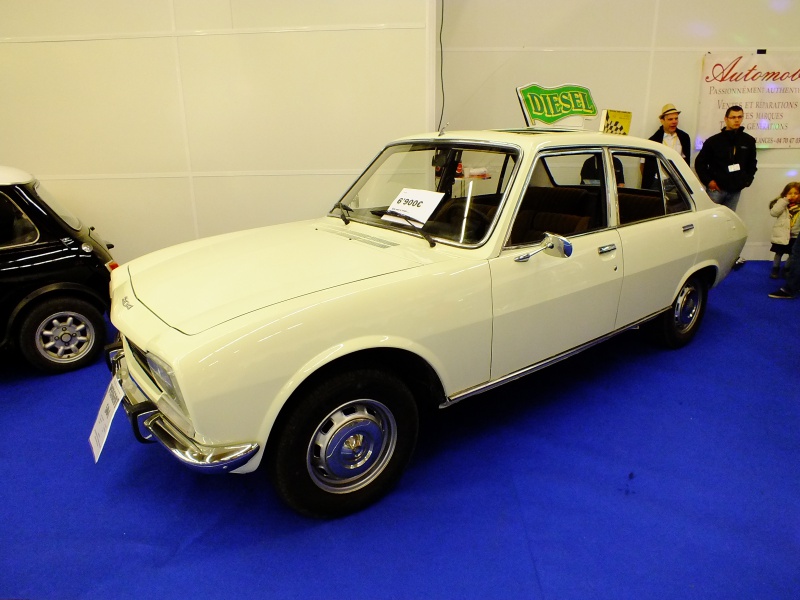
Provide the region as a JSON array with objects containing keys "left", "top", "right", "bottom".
[{"left": 517, "top": 83, "right": 597, "bottom": 125}]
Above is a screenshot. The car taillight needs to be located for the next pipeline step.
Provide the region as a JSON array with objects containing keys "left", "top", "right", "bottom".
[{"left": 106, "top": 260, "right": 119, "bottom": 271}]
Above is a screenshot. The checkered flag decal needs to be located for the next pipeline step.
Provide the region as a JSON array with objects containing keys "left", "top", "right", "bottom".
[
  {"left": 603, "top": 115, "right": 627, "bottom": 135},
  {"left": 599, "top": 109, "right": 631, "bottom": 135}
]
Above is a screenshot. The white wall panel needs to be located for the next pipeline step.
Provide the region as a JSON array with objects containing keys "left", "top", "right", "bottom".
[
  {"left": 443, "top": 0, "right": 656, "bottom": 49},
  {"left": 192, "top": 173, "right": 358, "bottom": 238},
  {"left": 178, "top": 29, "right": 428, "bottom": 172},
  {"left": 0, "top": 39, "right": 188, "bottom": 175},
  {"left": 173, "top": 0, "right": 233, "bottom": 31},
  {"left": 230, "top": 0, "right": 427, "bottom": 28},
  {"left": 0, "top": 0, "right": 175, "bottom": 38},
  {"left": 171, "top": 0, "right": 428, "bottom": 34},
  {"left": 653, "top": 0, "right": 800, "bottom": 48}
]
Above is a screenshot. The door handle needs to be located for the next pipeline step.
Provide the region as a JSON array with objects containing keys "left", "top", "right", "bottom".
[
  {"left": 598, "top": 244, "right": 616, "bottom": 255},
  {"left": 682, "top": 224, "right": 695, "bottom": 232}
]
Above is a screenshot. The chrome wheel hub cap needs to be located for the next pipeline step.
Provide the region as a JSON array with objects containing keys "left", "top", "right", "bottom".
[
  {"left": 307, "top": 400, "right": 397, "bottom": 493},
  {"left": 674, "top": 284, "right": 699, "bottom": 332}
]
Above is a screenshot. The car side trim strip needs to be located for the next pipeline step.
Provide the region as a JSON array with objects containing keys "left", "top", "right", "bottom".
[{"left": 440, "top": 311, "right": 665, "bottom": 409}]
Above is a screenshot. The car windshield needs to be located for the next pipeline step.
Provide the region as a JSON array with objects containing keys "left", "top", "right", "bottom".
[
  {"left": 28, "top": 181, "right": 82, "bottom": 231},
  {"left": 331, "top": 142, "right": 519, "bottom": 245}
]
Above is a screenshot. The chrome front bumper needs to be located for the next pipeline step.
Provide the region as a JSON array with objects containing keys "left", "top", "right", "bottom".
[{"left": 106, "top": 344, "right": 259, "bottom": 473}]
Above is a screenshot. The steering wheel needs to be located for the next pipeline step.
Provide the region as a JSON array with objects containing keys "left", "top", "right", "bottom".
[{"left": 440, "top": 204, "right": 491, "bottom": 240}]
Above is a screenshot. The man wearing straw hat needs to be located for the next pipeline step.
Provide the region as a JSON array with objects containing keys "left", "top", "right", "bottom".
[{"left": 641, "top": 103, "right": 691, "bottom": 188}]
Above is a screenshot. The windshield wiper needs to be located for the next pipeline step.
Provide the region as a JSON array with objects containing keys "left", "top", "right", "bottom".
[
  {"left": 371, "top": 209, "right": 436, "bottom": 247},
  {"left": 332, "top": 201, "right": 354, "bottom": 224}
]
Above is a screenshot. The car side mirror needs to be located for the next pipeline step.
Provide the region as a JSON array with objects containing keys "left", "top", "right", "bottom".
[
  {"left": 514, "top": 232, "right": 573, "bottom": 262},
  {"left": 543, "top": 233, "right": 573, "bottom": 258}
]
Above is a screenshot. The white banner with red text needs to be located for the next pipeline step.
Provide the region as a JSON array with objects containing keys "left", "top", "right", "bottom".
[{"left": 697, "top": 53, "right": 800, "bottom": 150}]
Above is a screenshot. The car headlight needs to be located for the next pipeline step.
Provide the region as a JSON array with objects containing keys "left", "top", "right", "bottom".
[{"left": 146, "top": 353, "right": 190, "bottom": 423}]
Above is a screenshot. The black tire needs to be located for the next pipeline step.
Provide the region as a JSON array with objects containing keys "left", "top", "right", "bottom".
[
  {"left": 651, "top": 274, "right": 708, "bottom": 349},
  {"left": 268, "top": 368, "right": 419, "bottom": 518},
  {"left": 17, "top": 297, "right": 106, "bottom": 373}
]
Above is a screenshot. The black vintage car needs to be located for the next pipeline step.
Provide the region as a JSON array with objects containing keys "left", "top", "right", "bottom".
[{"left": 0, "top": 166, "right": 116, "bottom": 373}]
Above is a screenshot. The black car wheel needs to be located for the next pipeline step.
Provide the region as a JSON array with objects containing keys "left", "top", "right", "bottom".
[
  {"left": 268, "top": 368, "right": 419, "bottom": 518},
  {"left": 18, "top": 297, "right": 105, "bottom": 373},
  {"left": 653, "top": 274, "right": 708, "bottom": 349}
]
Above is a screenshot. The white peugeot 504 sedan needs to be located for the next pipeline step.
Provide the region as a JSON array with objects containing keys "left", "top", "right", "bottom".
[{"left": 94, "top": 129, "right": 747, "bottom": 517}]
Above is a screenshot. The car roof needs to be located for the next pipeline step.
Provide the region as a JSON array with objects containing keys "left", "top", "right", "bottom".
[
  {"left": 394, "top": 128, "right": 671, "bottom": 153},
  {"left": 0, "top": 166, "right": 35, "bottom": 186}
]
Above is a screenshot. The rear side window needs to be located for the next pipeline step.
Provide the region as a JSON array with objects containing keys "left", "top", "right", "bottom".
[
  {"left": 612, "top": 150, "right": 692, "bottom": 225},
  {"left": 0, "top": 192, "right": 39, "bottom": 248}
]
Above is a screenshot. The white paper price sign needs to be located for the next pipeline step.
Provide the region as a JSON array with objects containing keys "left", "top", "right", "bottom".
[
  {"left": 89, "top": 377, "right": 124, "bottom": 462},
  {"left": 383, "top": 188, "right": 444, "bottom": 227}
]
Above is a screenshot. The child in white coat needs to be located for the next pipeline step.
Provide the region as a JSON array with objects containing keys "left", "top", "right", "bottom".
[{"left": 769, "top": 181, "right": 800, "bottom": 278}]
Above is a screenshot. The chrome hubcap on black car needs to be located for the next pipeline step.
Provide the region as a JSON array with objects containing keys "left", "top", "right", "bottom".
[
  {"left": 307, "top": 399, "right": 397, "bottom": 493},
  {"left": 35, "top": 311, "right": 95, "bottom": 363}
]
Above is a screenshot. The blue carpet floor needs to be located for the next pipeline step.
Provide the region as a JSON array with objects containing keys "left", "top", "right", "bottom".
[{"left": 1, "top": 261, "right": 798, "bottom": 599}]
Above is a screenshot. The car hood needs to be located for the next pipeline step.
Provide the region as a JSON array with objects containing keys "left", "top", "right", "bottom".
[{"left": 127, "top": 219, "right": 428, "bottom": 334}]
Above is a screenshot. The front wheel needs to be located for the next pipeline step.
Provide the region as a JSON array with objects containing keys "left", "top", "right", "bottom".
[
  {"left": 268, "top": 368, "right": 419, "bottom": 518},
  {"left": 651, "top": 274, "right": 708, "bottom": 349},
  {"left": 17, "top": 297, "right": 106, "bottom": 373}
]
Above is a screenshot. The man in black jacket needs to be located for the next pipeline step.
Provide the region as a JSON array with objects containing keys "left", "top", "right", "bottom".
[
  {"left": 694, "top": 105, "right": 757, "bottom": 212},
  {"left": 642, "top": 103, "right": 691, "bottom": 189}
]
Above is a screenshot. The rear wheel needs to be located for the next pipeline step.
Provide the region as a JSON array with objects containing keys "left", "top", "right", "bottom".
[
  {"left": 18, "top": 297, "right": 105, "bottom": 373},
  {"left": 268, "top": 368, "right": 419, "bottom": 518},
  {"left": 651, "top": 274, "right": 707, "bottom": 349}
]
